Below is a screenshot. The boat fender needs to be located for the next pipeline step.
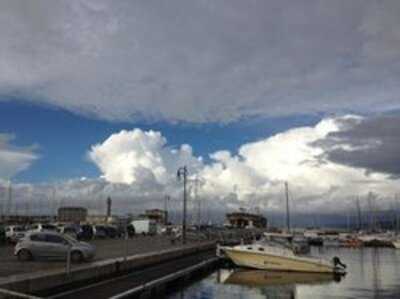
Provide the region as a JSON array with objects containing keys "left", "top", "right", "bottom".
[{"left": 332, "top": 256, "right": 346, "bottom": 269}]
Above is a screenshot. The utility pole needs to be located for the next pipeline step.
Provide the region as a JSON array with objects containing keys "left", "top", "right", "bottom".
[
  {"left": 164, "top": 195, "right": 170, "bottom": 225},
  {"left": 177, "top": 166, "right": 188, "bottom": 244},
  {"left": 6, "top": 181, "right": 12, "bottom": 217},
  {"left": 285, "top": 182, "right": 290, "bottom": 233}
]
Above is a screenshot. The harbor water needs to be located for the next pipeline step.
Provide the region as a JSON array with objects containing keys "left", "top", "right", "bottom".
[{"left": 168, "top": 247, "right": 400, "bottom": 299}]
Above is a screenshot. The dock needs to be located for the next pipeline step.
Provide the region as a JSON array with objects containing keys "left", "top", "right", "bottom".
[{"left": 0, "top": 240, "right": 217, "bottom": 299}]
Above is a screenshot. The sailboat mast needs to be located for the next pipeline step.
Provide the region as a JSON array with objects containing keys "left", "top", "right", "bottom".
[
  {"left": 356, "top": 196, "right": 362, "bottom": 231},
  {"left": 285, "top": 182, "right": 290, "bottom": 233}
]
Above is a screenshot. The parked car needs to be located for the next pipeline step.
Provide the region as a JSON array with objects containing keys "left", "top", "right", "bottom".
[
  {"left": 5, "top": 225, "right": 26, "bottom": 244},
  {"left": 60, "top": 224, "right": 81, "bottom": 239},
  {"left": 15, "top": 231, "right": 96, "bottom": 263},
  {"left": 127, "top": 224, "right": 135, "bottom": 237},
  {"left": 77, "top": 224, "right": 94, "bottom": 241},
  {"left": 28, "top": 223, "right": 58, "bottom": 233},
  {"left": 93, "top": 225, "right": 107, "bottom": 239},
  {"left": 0, "top": 225, "right": 6, "bottom": 245},
  {"left": 104, "top": 226, "right": 118, "bottom": 238}
]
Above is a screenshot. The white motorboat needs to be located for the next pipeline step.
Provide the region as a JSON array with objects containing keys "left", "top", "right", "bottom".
[
  {"left": 392, "top": 239, "right": 400, "bottom": 249},
  {"left": 219, "top": 234, "right": 346, "bottom": 274}
]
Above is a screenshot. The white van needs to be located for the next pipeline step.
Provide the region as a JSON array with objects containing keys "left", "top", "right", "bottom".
[{"left": 130, "top": 219, "right": 157, "bottom": 235}]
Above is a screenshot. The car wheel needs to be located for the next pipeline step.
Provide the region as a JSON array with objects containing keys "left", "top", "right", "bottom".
[
  {"left": 18, "top": 249, "right": 32, "bottom": 261},
  {"left": 71, "top": 251, "right": 83, "bottom": 263}
]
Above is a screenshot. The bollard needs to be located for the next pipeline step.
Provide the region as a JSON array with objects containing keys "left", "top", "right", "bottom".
[{"left": 66, "top": 244, "right": 72, "bottom": 275}]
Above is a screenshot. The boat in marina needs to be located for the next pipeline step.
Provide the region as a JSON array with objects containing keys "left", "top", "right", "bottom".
[
  {"left": 218, "top": 182, "right": 346, "bottom": 274},
  {"left": 392, "top": 240, "right": 400, "bottom": 249},
  {"left": 218, "top": 233, "right": 346, "bottom": 274}
]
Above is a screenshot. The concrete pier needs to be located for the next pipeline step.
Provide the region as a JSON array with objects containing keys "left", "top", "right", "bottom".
[{"left": 0, "top": 241, "right": 216, "bottom": 297}]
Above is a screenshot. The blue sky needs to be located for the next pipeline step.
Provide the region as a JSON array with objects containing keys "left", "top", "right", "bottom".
[{"left": 0, "top": 99, "right": 321, "bottom": 183}]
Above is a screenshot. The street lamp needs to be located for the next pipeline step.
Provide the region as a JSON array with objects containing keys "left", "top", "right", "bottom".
[
  {"left": 164, "top": 195, "right": 170, "bottom": 225},
  {"left": 177, "top": 166, "right": 188, "bottom": 244}
]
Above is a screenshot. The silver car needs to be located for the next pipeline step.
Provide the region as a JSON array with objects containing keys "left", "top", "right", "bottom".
[{"left": 15, "top": 231, "right": 96, "bottom": 263}]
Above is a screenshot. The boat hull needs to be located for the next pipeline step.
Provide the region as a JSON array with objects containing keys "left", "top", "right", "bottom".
[
  {"left": 225, "top": 269, "right": 336, "bottom": 287},
  {"left": 392, "top": 241, "right": 400, "bottom": 249},
  {"left": 223, "top": 248, "right": 335, "bottom": 273}
]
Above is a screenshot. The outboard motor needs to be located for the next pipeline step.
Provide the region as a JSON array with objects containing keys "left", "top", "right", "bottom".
[{"left": 332, "top": 256, "right": 347, "bottom": 273}]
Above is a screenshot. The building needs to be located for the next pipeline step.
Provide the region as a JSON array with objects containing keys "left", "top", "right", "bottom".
[
  {"left": 140, "top": 209, "right": 168, "bottom": 225},
  {"left": 57, "top": 207, "right": 87, "bottom": 223},
  {"left": 225, "top": 211, "right": 267, "bottom": 229}
]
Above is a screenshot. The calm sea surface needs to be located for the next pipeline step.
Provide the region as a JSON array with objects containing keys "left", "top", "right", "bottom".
[{"left": 168, "top": 247, "right": 400, "bottom": 299}]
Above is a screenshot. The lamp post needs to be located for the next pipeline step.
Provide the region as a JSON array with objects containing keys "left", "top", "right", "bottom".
[
  {"left": 177, "top": 166, "right": 188, "bottom": 244},
  {"left": 164, "top": 195, "right": 170, "bottom": 225}
]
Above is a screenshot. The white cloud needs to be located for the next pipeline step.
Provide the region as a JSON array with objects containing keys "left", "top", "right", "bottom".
[
  {"left": 88, "top": 129, "right": 203, "bottom": 186},
  {"left": 0, "top": 134, "right": 38, "bottom": 179},
  {"left": 2, "top": 116, "right": 400, "bottom": 219},
  {"left": 1, "top": 1, "right": 400, "bottom": 123},
  {"left": 86, "top": 119, "right": 400, "bottom": 214}
]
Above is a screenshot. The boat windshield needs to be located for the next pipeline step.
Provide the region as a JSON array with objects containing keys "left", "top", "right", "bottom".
[{"left": 257, "top": 236, "right": 293, "bottom": 250}]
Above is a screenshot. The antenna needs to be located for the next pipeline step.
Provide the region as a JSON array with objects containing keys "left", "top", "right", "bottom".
[
  {"left": 285, "top": 182, "right": 290, "bottom": 233},
  {"left": 6, "top": 180, "right": 12, "bottom": 217}
]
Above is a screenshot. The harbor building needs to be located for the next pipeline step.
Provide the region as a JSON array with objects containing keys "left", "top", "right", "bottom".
[
  {"left": 225, "top": 211, "right": 267, "bottom": 229},
  {"left": 140, "top": 209, "right": 168, "bottom": 225},
  {"left": 57, "top": 207, "right": 87, "bottom": 223}
]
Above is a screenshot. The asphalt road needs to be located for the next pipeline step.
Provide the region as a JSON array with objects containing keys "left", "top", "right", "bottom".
[{"left": 0, "top": 236, "right": 186, "bottom": 280}]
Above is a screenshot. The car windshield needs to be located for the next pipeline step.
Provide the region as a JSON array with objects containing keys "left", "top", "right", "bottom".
[{"left": 14, "top": 227, "right": 25, "bottom": 232}]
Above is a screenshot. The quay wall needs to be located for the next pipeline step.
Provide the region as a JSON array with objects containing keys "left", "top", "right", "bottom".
[{"left": 0, "top": 242, "right": 216, "bottom": 295}]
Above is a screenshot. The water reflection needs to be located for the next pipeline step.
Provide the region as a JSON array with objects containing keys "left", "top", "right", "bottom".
[{"left": 168, "top": 248, "right": 400, "bottom": 299}]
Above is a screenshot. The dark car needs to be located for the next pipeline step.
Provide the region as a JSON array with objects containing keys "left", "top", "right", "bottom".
[
  {"left": 127, "top": 224, "right": 135, "bottom": 237},
  {"left": 93, "top": 225, "right": 107, "bottom": 239},
  {"left": 104, "top": 226, "right": 118, "bottom": 238},
  {"left": 77, "top": 225, "right": 94, "bottom": 240},
  {"left": 0, "top": 225, "right": 6, "bottom": 245}
]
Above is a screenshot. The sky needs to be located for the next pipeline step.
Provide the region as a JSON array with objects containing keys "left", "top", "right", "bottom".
[{"left": 1, "top": 1, "right": 400, "bottom": 224}]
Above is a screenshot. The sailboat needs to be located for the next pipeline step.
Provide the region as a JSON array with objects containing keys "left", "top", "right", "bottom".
[{"left": 218, "top": 182, "right": 346, "bottom": 274}]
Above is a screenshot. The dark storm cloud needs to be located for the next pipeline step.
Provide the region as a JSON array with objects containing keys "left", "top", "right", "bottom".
[
  {"left": 0, "top": 0, "right": 400, "bottom": 122},
  {"left": 314, "top": 115, "right": 400, "bottom": 177}
]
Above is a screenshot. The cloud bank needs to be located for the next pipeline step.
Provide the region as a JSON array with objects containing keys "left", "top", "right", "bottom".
[
  {"left": 86, "top": 116, "right": 400, "bottom": 214},
  {"left": 2, "top": 115, "right": 400, "bottom": 221},
  {"left": 1, "top": 1, "right": 400, "bottom": 123}
]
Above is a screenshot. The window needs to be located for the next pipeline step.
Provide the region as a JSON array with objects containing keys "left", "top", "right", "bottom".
[
  {"left": 247, "top": 247, "right": 253, "bottom": 250},
  {"left": 42, "top": 225, "right": 57, "bottom": 231},
  {"left": 30, "top": 234, "right": 46, "bottom": 242},
  {"left": 258, "top": 247, "right": 265, "bottom": 251},
  {"left": 46, "top": 234, "right": 67, "bottom": 244}
]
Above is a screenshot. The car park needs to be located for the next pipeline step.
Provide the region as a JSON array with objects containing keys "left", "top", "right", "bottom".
[
  {"left": 93, "top": 225, "right": 107, "bottom": 238},
  {"left": 77, "top": 224, "right": 94, "bottom": 240},
  {"left": 0, "top": 225, "right": 6, "bottom": 245},
  {"left": 15, "top": 231, "right": 96, "bottom": 263},
  {"left": 59, "top": 224, "right": 81, "bottom": 239},
  {"left": 104, "top": 225, "right": 119, "bottom": 238},
  {"left": 28, "top": 223, "right": 58, "bottom": 233},
  {"left": 5, "top": 225, "right": 26, "bottom": 244}
]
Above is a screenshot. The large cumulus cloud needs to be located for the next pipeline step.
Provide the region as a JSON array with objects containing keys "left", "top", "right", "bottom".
[
  {"left": 86, "top": 118, "right": 400, "bottom": 214},
  {"left": 1, "top": 1, "right": 400, "bottom": 123}
]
